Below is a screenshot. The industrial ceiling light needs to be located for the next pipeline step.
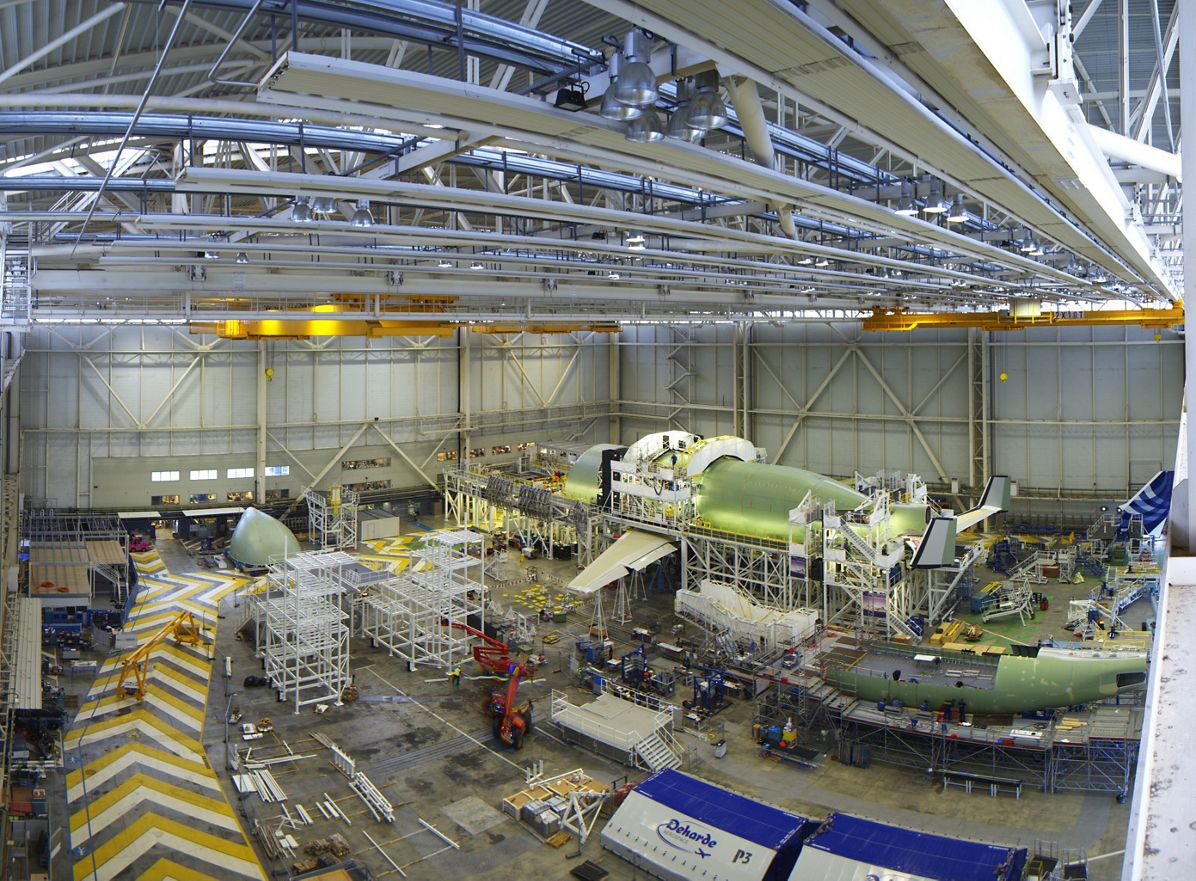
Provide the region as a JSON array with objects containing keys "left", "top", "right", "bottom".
[
  {"left": 350, "top": 200, "right": 374, "bottom": 227},
  {"left": 624, "top": 108, "right": 664, "bottom": 143},
  {"left": 894, "top": 180, "right": 917, "bottom": 216},
  {"left": 203, "top": 250, "right": 220, "bottom": 260},
  {"left": 612, "top": 31, "right": 657, "bottom": 107},
  {"left": 668, "top": 109, "right": 704, "bottom": 143},
  {"left": 599, "top": 55, "right": 643, "bottom": 122},
  {"left": 601, "top": 85, "right": 642, "bottom": 121},
  {"left": 1019, "top": 231, "right": 1036, "bottom": 253},
  {"left": 311, "top": 195, "right": 336, "bottom": 215},
  {"left": 667, "top": 79, "right": 703, "bottom": 142},
  {"left": 797, "top": 256, "right": 814, "bottom": 265},
  {"left": 626, "top": 233, "right": 645, "bottom": 245},
  {"left": 686, "top": 70, "right": 727, "bottom": 131},
  {"left": 437, "top": 258, "right": 453, "bottom": 268},
  {"left": 235, "top": 251, "right": 249, "bottom": 264},
  {"left": 814, "top": 256, "right": 830, "bottom": 267},
  {"left": 922, "top": 178, "right": 948, "bottom": 214},
  {"left": 607, "top": 271, "right": 620, "bottom": 280},
  {"left": 946, "top": 194, "right": 968, "bottom": 223},
  {"left": 291, "top": 196, "right": 313, "bottom": 223},
  {"left": 470, "top": 261, "right": 484, "bottom": 270}
]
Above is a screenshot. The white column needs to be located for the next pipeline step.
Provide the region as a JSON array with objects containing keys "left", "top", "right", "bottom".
[
  {"left": 5, "top": 333, "right": 20, "bottom": 476},
  {"left": 741, "top": 323, "right": 752, "bottom": 440},
  {"left": 458, "top": 328, "right": 471, "bottom": 461},
  {"left": 608, "top": 333, "right": 621, "bottom": 444},
  {"left": 255, "top": 340, "right": 267, "bottom": 502}
]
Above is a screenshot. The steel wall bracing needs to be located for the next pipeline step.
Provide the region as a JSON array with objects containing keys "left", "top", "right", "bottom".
[
  {"left": 617, "top": 323, "right": 1183, "bottom": 507},
  {"left": 18, "top": 325, "right": 610, "bottom": 507}
]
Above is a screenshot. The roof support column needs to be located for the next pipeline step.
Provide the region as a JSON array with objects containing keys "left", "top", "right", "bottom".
[
  {"left": 608, "top": 333, "right": 621, "bottom": 444},
  {"left": 733, "top": 323, "right": 751, "bottom": 439},
  {"left": 458, "top": 327, "right": 471, "bottom": 463},
  {"left": 255, "top": 340, "right": 267, "bottom": 503},
  {"left": 967, "top": 327, "right": 990, "bottom": 505},
  {"left": 4, "top": 335, "right": 19, "bottom": 478}
]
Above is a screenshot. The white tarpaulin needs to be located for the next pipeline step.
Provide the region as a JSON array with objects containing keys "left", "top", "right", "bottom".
[
  {"left": 568, "top": 528, "right": 677, "bottom": 595},
  {"left": 675, "top": 580, "right": 817, "bottom": 648}
]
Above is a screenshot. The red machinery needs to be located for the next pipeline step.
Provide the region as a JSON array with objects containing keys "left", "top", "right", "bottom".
[
  {"left": 488, "top": 663, "right": 533, "bottom": 749},
  {"left": 444, "top": 621, "right": 536, "bottom": 748},
  {"left": 446, "top": 621, "right": 536, "bottom": 677}
]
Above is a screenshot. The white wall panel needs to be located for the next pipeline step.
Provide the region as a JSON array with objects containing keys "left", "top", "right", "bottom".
[
  {"left": 20, "top": 327, "right": 610, "bottom": 507},
  {"left": 619, "top": 323, "right": 1181, "bottom": 501}
]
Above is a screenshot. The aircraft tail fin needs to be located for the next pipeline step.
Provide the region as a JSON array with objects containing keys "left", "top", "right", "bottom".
[
  {"left": 1117, "top": 470, "right": 1174, "bottom": 538},
  {"left": 954, "top": 475, "right": 1011, "bottom": 532},
  {"left": 911, "top": 516, "right": 957, "bottom": 569}
]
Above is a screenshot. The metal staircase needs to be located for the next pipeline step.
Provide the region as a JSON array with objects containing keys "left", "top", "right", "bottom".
[
  {"left": 840, "top": 522, "right": 880, "bottom": 565},
  {"left": 0, "top": 236, "right": 32, "bottom": 326},
  {"left": 981, "top": 579, "right": 1035, "bottom": 624},
  {"left": 633, "top": 732, "right": 681, "bottom": 771},
  {"left": 94, "top": 562, "right": 130, "bottom": 604},
  {"left": 1112, "top": 577, "right": 1154, "bottom": 614}
]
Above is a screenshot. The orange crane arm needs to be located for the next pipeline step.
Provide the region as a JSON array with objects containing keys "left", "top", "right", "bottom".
[{"left": 444, "top": 620, "right": 532, "bottom": 675}]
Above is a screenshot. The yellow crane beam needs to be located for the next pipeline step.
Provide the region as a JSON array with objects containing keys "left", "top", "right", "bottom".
[
  {"left": 862, "top": 305, "right": 1184, "bottom": 333},
  {"left": 190, "top": 318, "right": 621, "bottom": 339},
  {"left": 469, "top": 323, "right": 620, "bottom": 334}
]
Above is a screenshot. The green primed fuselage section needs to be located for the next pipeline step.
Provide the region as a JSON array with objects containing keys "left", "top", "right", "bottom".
[
  {"left": 562, "top": 443, "right": 930, "bottom": 542},
  {"left": 692, "top": 458, "right": 865, "bottom": 542},
  {"left": 825, "top": 650, "right": 1147, "bottom": 714}
]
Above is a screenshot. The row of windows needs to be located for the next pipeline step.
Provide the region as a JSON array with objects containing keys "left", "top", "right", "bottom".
[
  {"left": 151, "top": 466, "right": 290, "bottom": 482},
  {"left": 150, "top": 489, "right": 290, "bottom": 507},
  {"left": 342, "top": 456, "right": 390, "bottom": 471},
  {"left": 434, "top": 444, "right": 525, "bottom": 463},
  {"left": 344, "top": 479, "right": 391, "bottom": 492}
]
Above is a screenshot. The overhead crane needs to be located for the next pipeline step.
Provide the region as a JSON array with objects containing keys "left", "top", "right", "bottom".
[{"left": 863, "top": 304, "right": 1184, "bottom": 333}]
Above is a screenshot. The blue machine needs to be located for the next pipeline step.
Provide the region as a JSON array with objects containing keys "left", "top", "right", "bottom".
[
  {"left": 619, "top": 645, "right": 676, "bottom": 697},
  {"left": 987, "top": 540, "right": 1015, "bottom": 575},
  {"left": 692, "top": 667, "right": 728, "bottom": 712}
]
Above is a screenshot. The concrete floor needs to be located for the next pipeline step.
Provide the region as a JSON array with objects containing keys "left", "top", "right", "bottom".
[
  {"left": 190, "top": 524, "right": 1138, "bottom": 881},
  {"left": 958, "top": 568, "right": 1153, "bottom": 647},
  {"left": 41, "top": 519, "right": 1143, "bottom": 881}
]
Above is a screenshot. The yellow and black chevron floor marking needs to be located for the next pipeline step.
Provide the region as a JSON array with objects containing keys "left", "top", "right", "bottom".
[{"left": 65, "top": 549, "right": 265, "bottom": 881}]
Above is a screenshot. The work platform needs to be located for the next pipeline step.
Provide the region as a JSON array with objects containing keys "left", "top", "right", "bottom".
[
  {"left": 548, "top": 690, "right": 681, "bottom": 771},
  {"left": 24, "top": 510, "right": 132, "bottom": 603},
  {"left": 754, "top": 657, "right": 1144, "bottom": 795}
]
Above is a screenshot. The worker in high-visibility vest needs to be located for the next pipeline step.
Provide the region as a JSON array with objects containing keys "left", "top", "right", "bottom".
[{"left": 449, "top": 666, "right": 462, "bottom": 689}]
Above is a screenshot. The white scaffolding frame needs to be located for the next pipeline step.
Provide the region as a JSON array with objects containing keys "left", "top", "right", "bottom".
[
  {"left": 305, "top": 488, "right": 360, "bottom": 549},
  {"left": 250, "top": 550, "right": 353, "bottom": 713},
  {"left": 359, "top": 530, "right": 487, "bottom": 669}
]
